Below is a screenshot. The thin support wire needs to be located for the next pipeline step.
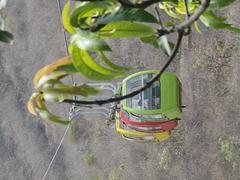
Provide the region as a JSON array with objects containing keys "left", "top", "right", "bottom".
[
  {"left": 56, "top": 0, "right": 75, "bottom": 83},
  {"left": 56, "top": 0, "right": 69, "bottom": 56},
  {"left": 41, "top": 94, "right": 76, "bottom": 180},
  {"left": 41, "top": 1, "right": 76, "bottom": 179},
  {"left": 41, "top": 122, "right": 71, "bottom": 180}
]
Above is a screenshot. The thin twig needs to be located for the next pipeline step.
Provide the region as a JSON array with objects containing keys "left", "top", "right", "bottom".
[
  {"left": 183, "top": 0, "right": 190, "bottom": 18},
  {"left": 63, "top": 31, "right": 184, "bottom": 105},
  {"left": 154, "top": 5, "right": 164, "bottom": 29}
]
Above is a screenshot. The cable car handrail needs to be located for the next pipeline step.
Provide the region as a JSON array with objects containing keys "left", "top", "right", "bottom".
[{"left": 71, "top": 108, "right": 109, "bottom": 118}]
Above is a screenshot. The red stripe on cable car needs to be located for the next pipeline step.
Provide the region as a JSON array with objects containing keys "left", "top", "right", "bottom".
[{"left": 120, "top": 111, "right": 177, "bottom": 131}]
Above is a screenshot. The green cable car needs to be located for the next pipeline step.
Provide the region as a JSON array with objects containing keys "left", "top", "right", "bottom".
[
  {"left": 122, "top": 70, "right": 182, "bottom": 120},
  {"left": 115, "top": 70, "right": 182, "bottom": 143}
]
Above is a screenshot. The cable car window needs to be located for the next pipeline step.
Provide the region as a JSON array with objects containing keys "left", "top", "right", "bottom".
[{"left": 126, "top": 73, "right": 160, "bottom": 110}]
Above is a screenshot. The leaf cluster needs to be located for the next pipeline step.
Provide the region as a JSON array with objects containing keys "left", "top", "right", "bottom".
[
  {"left": 158, "top": 0, "right": 240, "bottom": 33},
  {"left": 27, "top": 0, "right": 240, "bottom": 124},
  {"left": 27, "top": 56, "right": 100, "bottom": 124}
]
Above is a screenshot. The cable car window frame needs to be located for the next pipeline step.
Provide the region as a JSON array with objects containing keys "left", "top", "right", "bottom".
[{"left": 125, "top": 73, "right": 161, "bottom": 110}]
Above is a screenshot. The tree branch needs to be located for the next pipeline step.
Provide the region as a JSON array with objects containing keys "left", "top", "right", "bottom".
[
  {"left": 63, "top": 31, "right": 184, "bottom": 106},
  {"left": 157, "top": 0, "right": 210, "bottom": 36}
]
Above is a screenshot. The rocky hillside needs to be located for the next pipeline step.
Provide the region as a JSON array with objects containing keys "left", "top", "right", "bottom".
[{"left": 0, "top": 0, "right": 240, "bottom": 179}]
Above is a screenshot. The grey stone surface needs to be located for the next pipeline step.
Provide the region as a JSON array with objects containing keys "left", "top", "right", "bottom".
[{"left": 0, "top": 0, "right": 240, "bottom": 180}]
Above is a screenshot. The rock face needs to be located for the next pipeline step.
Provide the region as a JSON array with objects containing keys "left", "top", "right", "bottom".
[{"left": 0, "top": 0, "right": 240, "bottom": 180}]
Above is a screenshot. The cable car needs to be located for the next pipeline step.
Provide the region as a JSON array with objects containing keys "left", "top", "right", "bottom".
[{"left": 114, "top": 70, "right": 182, "bottom": 143}]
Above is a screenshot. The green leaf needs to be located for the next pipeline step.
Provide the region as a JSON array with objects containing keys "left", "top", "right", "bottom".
[
  {"left": 31, "top": 94, "right": 71, "bottom": 125},
  {"left": 0, "top": 30, "right": 13, "bottom": 44},
  {"left": 93, "top": 7, "right": 158, "bottom": 25},
  {"left": 71, "top": 45, "right": 123, "bottom": 80},
  {"left": 141, "top": 34, "right": 175, "bottom": 56},
  {"left": 33, "top": 56, "right": 72, "bottom": 86},
  {"left": 40, "top": 79, "right": 99, "bottom": 102},
  {"left": 140, "top": 35, "right": 159, "bottom": 48},
  {"left": 200, "top": 11, "right": 240, "bottom": 33},
  {"left": 36, "top": 71, "right": 68, "bottom": 89},
  {"left": 227, "top": 26, "right": 240, "bottom": 33},
  {"left": 160, "top": 2, "right": 183, "bottom": 20},
  {"left": 194, "top": 21, "right": 201, "bottom": 33},
  {"left": 43, "top": 84, "right": 99, "bottom": 102},
  {"left": 27, "top": 93, "right": 39, "bottom": 115},
  {"left": 70, "top": 1, "right": 112, "bottom": 27},
  {"left": 209, "top": 0, "right": 237, "bottom": 9},
  {"left": 79, "top": 84, "right": 101, "bottom": 94},
  {"left": 75, "top": 48, "right": 119, "bottom": 75},
  {"left": 54, "top": 63, "right": 78, "bottom": 73},
  {"left": 71, "top": 29, "right": 111, "bottom": 51},
  {"left": 200, "top": 11, "right": 229, "bottom": 29},
  {"left": 38, "top": 109, "right": 71, "bottom": 125},
  {"left": 98, "top": 21, "right": 156, "bottom": 38},
  {"left": 98, "top": 51, "right": 131, "bottom": 72},
  {"left": 40, "top": 79, "right": 64, "bottom": 89},
  {"left": 62, "top": 0, "right": 75, "bottom": 34},
  {"left": 158, "top": 35, "right": 173, "bottom": 56},
  {"left": 164, "top": 0, "right": 178, "bottom": 3}
]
